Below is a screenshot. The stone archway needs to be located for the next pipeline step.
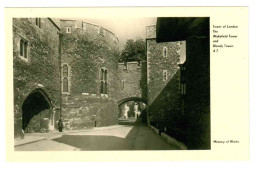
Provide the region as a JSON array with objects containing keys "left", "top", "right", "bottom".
[
  {"left": 22, "top": 88, "right": 54, "bottom": 132},
  {"left": 118, "top": 97, "right": 147, "bottom": 119}
]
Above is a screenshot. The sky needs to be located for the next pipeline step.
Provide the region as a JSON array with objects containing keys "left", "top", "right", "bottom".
[{"left": 81, "top": 17, "right": 157, "bottom": 50}]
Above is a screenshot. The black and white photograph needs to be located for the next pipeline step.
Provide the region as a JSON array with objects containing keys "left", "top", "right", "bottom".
[{"left": 12, "top": 16, "right": 210, "bottom": 151}]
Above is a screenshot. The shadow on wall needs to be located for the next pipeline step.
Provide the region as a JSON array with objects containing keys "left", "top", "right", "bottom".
[
  {"left": 22, "top": 89, "right": 54, "bottom": 133},
  {"left": 148, "top": 37, "right": 210, "bottom": 150}
]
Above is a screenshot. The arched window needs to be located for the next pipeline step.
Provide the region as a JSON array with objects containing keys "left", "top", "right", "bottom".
[
  {"left": 63, "top": 78, "right": 68, "bottom": 92},
  {"left": 163, "top": 46, "right": 168, "bottom": 57}
]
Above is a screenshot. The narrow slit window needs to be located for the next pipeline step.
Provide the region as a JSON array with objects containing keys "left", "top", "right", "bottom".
[
  {"left": 66, "top": 27, "right": 71, "bottom": 33},
  {"left": 122, "top": 80, "right": 125, "bottom": 90},
  {"left": 163, "top": 46, "right": 168, "bottom": 57},
  {"left": 163, "top": 70, "right": 168, "bottom": 81}
]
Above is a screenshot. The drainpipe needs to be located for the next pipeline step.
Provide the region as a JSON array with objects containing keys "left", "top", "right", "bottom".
[{"left": 59, "top": 32, "right": 63, "bottom": 119}]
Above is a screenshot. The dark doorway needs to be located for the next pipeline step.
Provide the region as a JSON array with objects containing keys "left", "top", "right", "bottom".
[{"left": 22, "top": 89, "right": 53, "bottom": 132}]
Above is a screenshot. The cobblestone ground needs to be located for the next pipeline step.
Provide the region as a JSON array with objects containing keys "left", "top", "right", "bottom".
[{"left": 15, "top": 119, "right": 178, "bottom": 151}]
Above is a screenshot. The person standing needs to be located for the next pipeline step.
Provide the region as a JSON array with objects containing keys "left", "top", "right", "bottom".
[{"left": 58, "top": 117, "right": 64, "bottom": 132}]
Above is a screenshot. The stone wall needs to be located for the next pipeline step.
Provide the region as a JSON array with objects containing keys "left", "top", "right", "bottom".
[
  {"left": 147, "top": 38, "right": 186, "bottom": 106},
  {"left": 13, "top": 18, "right": 60, "bottom": 137},
  {"left": 59, "top": 19, "right": 120, "bottom": 129},
  {"left": 146, "top": 22, "right": 210, "bottom": 149},
  {"left": 118, "top": 61, "right": 142, "bottom": 101},
  {"left": 149, "top": 37, "right": 210, "bottom": 150}
]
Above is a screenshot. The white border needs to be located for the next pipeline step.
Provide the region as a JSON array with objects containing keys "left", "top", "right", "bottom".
[{"left": 1, "top": 1, "right": 260, "bottom": 169}]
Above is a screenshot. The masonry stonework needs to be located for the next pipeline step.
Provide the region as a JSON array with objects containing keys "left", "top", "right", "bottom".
[
  {"left": 13, "top": 18, "right": 60, "bottom": 136},
  {"left": 117, "top": 61, "right": 147, "bottom": 118},
  {"left": 146, "top": 25, "right": 186, "bottom": 106},
  {"left": 118, "top": 61, "right": 142, "bottom": 101},
  {"left": 60, "top": 20, "right": 120, "bottom": 130},
  {"left": 13, "top": 18, "right": 123, "bottom": 136}
]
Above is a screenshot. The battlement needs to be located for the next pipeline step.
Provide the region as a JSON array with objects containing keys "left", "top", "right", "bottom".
[{"left": 146, "top": 25, "right": 156, "bottom": 39}]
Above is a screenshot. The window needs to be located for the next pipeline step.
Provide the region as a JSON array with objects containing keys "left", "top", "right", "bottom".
[
  {"left": 36, "top": 18, "right": 41, "bottom": 28},
  {"left": 19, "top": 39, "right": 29, "bottom": 60},
  {"left": 62, "top": 64, "right": 69, "bottom": 93},
  {"left": 180, "top": 64, "right": 186, "bottom": 95},
  {"left": 66, "top": 27, "right": 71, "bottom": 33},
  {"left": 163, "top": 46, "right": 168, "bottom": 57},
  {"left": 101, "top": 68, "right": 108, "bottom": 94},
  {"left": 63, "top": 64, "right": 68, "bottom": 77},
  {"left": 163, "top": 70, "right": 168, "bottom": 81},
  {"left": 63, "top": 78, "right": 68, "bottom": 92}
]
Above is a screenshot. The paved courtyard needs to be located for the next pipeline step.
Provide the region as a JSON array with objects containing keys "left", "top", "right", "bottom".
[{"left": 15, "top": 119, "right": 179, "bottom": 151}]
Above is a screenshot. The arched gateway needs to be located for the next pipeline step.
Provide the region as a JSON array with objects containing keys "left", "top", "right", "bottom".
[
  {"left": 22, "top": 89, "right": 54, "bottom": 132},
  {"left": 118, "top": 97, "right": 147, "bottom": 119}
]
